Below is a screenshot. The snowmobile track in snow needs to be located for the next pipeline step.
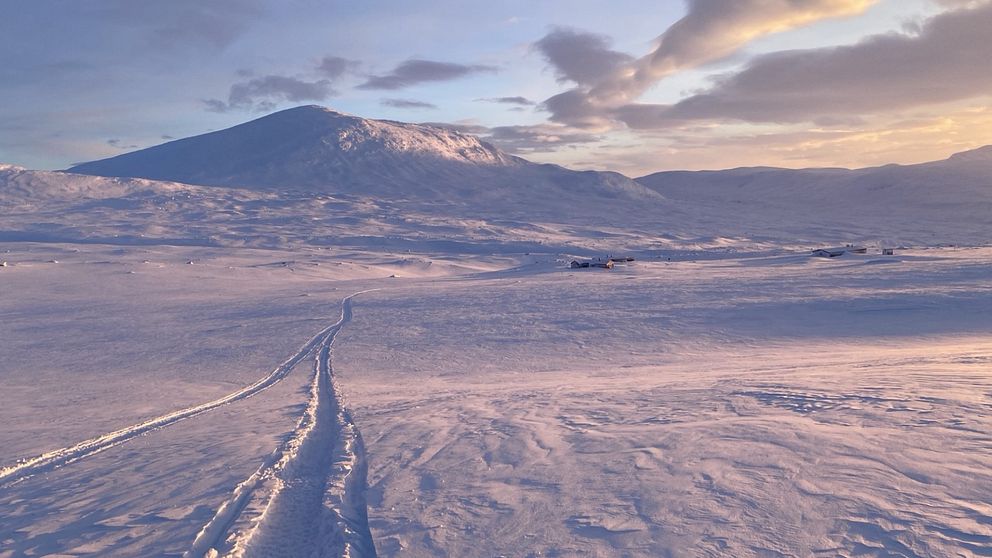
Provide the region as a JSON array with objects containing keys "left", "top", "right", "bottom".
[
  {"left": 185, "top": 293, "right": 376, "bottom": 558},
  {"left": 0, "top": 293, "right": 363, "bottom": 492}
]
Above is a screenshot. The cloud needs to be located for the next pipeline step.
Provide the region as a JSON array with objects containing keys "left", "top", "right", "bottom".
[
  {"left": 205, "top": 75, "right": 335, "bottom": 112},
  {"left": 534, "top": 28, "right": 634, "bottom": 87},
  {"left": 316, "top": 56, "right": 358, "bottom": 79},
  {"left": 486, "top": 124, "right": 602, "bottom": 153},
  {"left": 540, "top": 89, "right": 611, "bottom": 129},
  {"left": 536, "top": 0, "right": 879, "bottom": 126},
  {"left": 477, "top": 96, "right": 536, "bottom": 106},
  {"left": 421, "top": 120, "right": 602, "bottom": 153},
  {"left": 380, "top": 98, "right": 438, "bottom": 109},
  {"left": 205, "top": 54, "right": 357, "bottom": 113},
  {"left": 613, "top": 0, "right": 877, "bottom": 101},
  {"left": 604, "top": 102, "right": 992, "bottom": 175},
  {"left": 0, "top": 2, "right": 266, "bottom": 89},
  {"left": 612, "top": 2, "right": 992, "bottom": 128},
  {"left": 932, "top": 0, "right": 986, "bottom": 6},
  {"left": 95, "top": 0, "right": 265, "bottom": 50},
  {"left": 358, "top": 59, "right": 497, "bottom": 90},
  {"left": 106, "top": 138, "right": 138, "bottom": 150}
]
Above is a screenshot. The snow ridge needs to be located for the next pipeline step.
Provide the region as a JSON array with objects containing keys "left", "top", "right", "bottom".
[
  {"left": 185, "top": 293, "right": 376, "bottom": 558},
  {"left": 0, "top": 317, "right": 343, "bottom": 488}
]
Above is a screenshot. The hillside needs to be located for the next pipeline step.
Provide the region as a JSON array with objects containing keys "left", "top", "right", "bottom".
[
  {"left": 636, "top": 146, "right": 992, "bottom": 245},
  {"left": 68, "top": 106, "right": 660, "bottom": 212},
  {"left": 4, "top": 108, "right": 990, "bottom": 248}
]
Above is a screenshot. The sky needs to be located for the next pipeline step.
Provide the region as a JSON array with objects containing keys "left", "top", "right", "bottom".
[{"left": 1, "top": 0, "right": 990, "bottom": 175}]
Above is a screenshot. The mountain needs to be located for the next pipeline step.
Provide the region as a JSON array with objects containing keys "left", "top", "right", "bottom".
[
  {"left": 636, "top": 147, "right": 992, "bottom": 245},
  {"left": 10, "top": 107, "right": 990, "bottom": 248},
  {"left": 68, "top": 106, "right": 660, "bottom": 212}
]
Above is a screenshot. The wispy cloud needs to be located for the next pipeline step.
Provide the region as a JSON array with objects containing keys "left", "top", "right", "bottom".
[
  {"left": 381, "top": 98, "right": 438, "bottom": 110},
  {"left": 358, "top": 59, "right": 497, "bottom": 90},
  {"left": 486, "top": 124, "right": 602, "bottom": 153},
  {"left": 476, "top": 96, "right": 536, "bottom": 106},
  {"left": 204, "top": 75, "right": 335, "bottom": 113},
  {"left": 423, "top": 121, "right": 601, "bottom": 153},
  {"left": 316, "top": 56, "right": 359, "bottom": 79},
  {"left": 204, "top": 54, "right": 359, "bottom": 113},
  {"left": 94, "top": 0, "right": 266, "bottom": 50},
  {"left": 106, "top": 138, "right": 139, "bottom": 150}
]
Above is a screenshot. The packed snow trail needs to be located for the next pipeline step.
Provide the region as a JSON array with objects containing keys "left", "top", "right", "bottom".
[
  {"left": 0, "top": 298, "right": 351, "bottom": 488},
  {"left": 186, "top": 294, "right": 376, "bottom": 558}
]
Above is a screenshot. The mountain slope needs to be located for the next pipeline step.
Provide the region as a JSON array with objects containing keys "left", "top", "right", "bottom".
[
  {"left": 636, "top": 146, "right": 992, "bottom": 244},
  {"left": 68, "top": 106, "right": 661, "bottom": 210}
]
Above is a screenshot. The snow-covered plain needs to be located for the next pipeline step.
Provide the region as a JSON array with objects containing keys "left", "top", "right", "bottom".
[
  {"left": 336, "top": 249, "right": 992, "bottom": 557},
  {"left": 2, "top": 107, "right": 991, "bottom": 557},
  {"left": 3, "top": 242, "right": 989, "bottom": 557}
]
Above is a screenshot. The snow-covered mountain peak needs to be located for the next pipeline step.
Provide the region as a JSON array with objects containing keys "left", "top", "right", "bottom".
[
  {"left": 63, "top": 105, "right": 662, "bottom": 209},
  {"left": 251, "top": 105, "right": 515, "bottom": 166},
  {"left": 65, "top": 105, "right": 530, "bottom": 193},
  {"left": 333, "top": 115, "right": 513, "bottom": 166}
]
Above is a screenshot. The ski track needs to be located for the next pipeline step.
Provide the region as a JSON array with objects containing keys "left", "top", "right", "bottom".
[
  {"left": 0, "top": 318, "right": 341, "bottom": 488},
  {"left": 186, "top": 293, "right": 376, "bottom": 558}
]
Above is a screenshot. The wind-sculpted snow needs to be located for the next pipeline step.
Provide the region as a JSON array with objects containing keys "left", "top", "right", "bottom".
[
  {"left": 335, "top": 249, "right": 992, "bottom": 557},
  {"left": 2, "top": 240, "right": 991, "bottom": 556}
]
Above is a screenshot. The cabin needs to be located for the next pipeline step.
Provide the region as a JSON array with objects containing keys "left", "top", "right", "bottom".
[
  {"left": 812, "top": 245, "right": 867, "bottom": 258},
  {"left": 812, "top": 248, "right": 845, "bottom": 258}
]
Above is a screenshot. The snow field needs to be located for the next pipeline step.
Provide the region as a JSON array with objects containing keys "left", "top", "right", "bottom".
[
  {"left": 335, "top": 248, "right": 992, "bottom": 556},
  {"left": 2, "top": 242, "right": 990, "bottom": 557}
]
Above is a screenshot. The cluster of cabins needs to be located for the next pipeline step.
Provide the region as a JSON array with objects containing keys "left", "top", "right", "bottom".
[
  {"left": 568, "top": 246, "right": 895, "bottom": 270},
  {"left": 811, "top": 245, "right": 894, "bottom": 258},
  {"left": 569, "top": 256, "right": 635, "bottom": 270}
]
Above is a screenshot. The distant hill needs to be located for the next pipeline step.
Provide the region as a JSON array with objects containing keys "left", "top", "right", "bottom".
[{"left": 636, "top": 146, "right": 992, "bottom": 245}]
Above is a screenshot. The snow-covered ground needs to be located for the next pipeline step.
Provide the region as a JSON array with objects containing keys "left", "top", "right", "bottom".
[
  {"left": 336, "top": 248, "right": 992, "bottom": 557},
  {"left": 2, "top": 241, "right": 990, "bottom": 557}
]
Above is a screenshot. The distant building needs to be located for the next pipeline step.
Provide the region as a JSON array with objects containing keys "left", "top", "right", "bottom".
[
  {"left": 570, "top": 259, "right": 615, "bottom": 269},
  {"left": 812, "top": 246, "right": 867, "bottom": 258},
  {"left": 812, "top": 248, "right": 845, "bottom": 258}
]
